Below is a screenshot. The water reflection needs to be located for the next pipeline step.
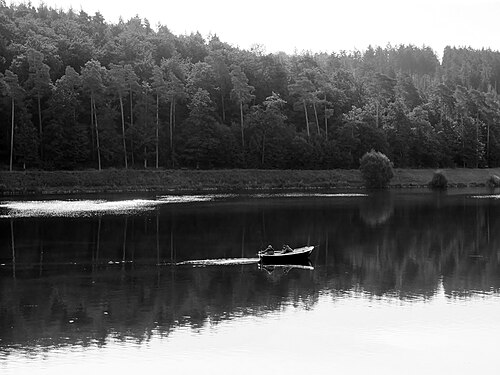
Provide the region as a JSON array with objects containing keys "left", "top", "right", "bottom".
[
  {"left": 359, "top": 191, "right": 394, "bottom": 226},
  {"left": 1, "top": 191, "right": 500, "bottom": 358}
]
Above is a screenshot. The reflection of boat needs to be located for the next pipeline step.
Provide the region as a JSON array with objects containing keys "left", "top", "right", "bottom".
[
  {"left": 258, "top": 246, "right": 314, "bottom": 265},
  {"left": 258, "top": 261, "right": 314, "bottom": 273}
]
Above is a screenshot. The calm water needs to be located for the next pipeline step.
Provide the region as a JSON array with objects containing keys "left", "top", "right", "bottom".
[{"left": 1, "top": 190, "right": 500, "bottom": 374}]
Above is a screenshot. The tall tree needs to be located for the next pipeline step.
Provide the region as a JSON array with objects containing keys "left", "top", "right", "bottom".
[
  {"left": 246, "top": 92, "right": 287, "bottom": 166},
  {"left": 45, "top": 66, "right": 88, "bottom": 169},
  {"left": 81, "top": 59, "right": 106, "bottom": 170},
  {"left": 230, "top": 64, "right": 254, "bottom": 147},
  {"left": 124, "top": 64, "right": 139, "bottom": 164},
  {"left": 131, "top": 81, "right": 156, "bottom": 168},
  {"left": 288, "top": 75, "right": 316, "bottom": 139},
  {"left": 109, "top": 63, "right": 128, "bottom": 168},
  {"left": 3, "top": 70, "right": 38, "bottom": 170},
  {"left": 2, "top": 71, "right": 24, "bottom": 171},
  {"left": 25, "top": 49, "right": 52, "bottom": 160},
  {"left": 151, "top": 64, "right": 166, "bottom": 168},
  {"left": 206, "top": 49, "right": 232, "bottom": 123},
  {"left": 368, "top": 72, "right": 396, "bottom": 127},
  {"left": 162, "top": 53, "right": 187, "bottom": 166}
]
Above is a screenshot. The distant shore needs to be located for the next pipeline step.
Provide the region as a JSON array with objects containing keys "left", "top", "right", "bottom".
[{"left": 1, "top": 168, "right": 500, "bottom": 196}]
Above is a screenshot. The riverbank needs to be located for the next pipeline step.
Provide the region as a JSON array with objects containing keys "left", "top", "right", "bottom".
[{"left": 1, "top": 168, "right": 500, "bottom": 196}]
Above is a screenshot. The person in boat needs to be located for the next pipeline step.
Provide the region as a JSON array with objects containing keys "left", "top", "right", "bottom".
[
  {"left": 263, "top": 244, "right": 274, "bottom": 254},
  {"left": 281, "top": 244, "right": 293, "bottom": 253}
]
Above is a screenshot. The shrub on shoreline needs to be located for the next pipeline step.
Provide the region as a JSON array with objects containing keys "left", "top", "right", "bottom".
[
  {"left": 428, "top": 170, "right": 448, "bottom": 190},
  {"left": 487, "top": 174, "right": 500, "bottom": 187},
  {"left": 359, "top": 150, "right": 394, "bottom": 189}
]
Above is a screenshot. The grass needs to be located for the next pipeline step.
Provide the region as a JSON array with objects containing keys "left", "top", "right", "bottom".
[{"left": 1, "top": 167, "right": 500, "bottom": 196}]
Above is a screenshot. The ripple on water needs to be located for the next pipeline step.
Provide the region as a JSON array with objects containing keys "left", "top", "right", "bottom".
[
  {"left": 0, "top": 199, "right": 159, "bottom": 218},
  {"left": 0, "top": 193, "right": 368, "bottom": 218},
  {"left": 252, "top": 193, "right": 368, "bottom": 198},
  {"left": 0, "top": 195, "right": 238, "bottom": 218},
  {"left": 470, "top": 194, "right": 500, "bottom": 199}
]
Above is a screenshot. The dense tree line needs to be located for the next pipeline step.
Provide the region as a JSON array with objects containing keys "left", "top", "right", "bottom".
[{"left": 2, "top": 2, "right": 500, "bottom": 170}]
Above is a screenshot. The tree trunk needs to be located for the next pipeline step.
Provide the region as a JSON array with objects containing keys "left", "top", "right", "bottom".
[
  {"left": 461, "top": 115, "right": 465, "bottom": 168},
  {"left": 130, "top": 88, "right": 134, "bottom": 166},
  {"left": 324, "top": 103, "right": 328, "bottom": 140},
  {"left": 313, "top": 102, "right": 320, "bottom": 134},
  {"left": 38, "top": 94, "right": 43, "bottom": 161},
  {"left": 156, "top": 92, "right": 159, "bottom": 169},
  {"left": 240, "top": 101, "right": 244, "bottom": 147},
  {"left": 221, "top": 92, "right": 226, "bottom": 123},
  {"left": 9, "top": 97, "right": 14, "bottom": 172},
  {"left": 93, "top": 96, "right": 102, "bottom": 171},
  {"left": 131, "top": 140, "right": 134, "bottom": 166},
  {"left": 144, "top": 89, "right": 148, "bottom": 169},
  {"left": 119, "top": 95, "right": 128, "bottom": 169},
  {"left": 261, "top": 132, "right": 265, "bottom": 166},
  {"left": 169, "top": 99, "right": 174, "bottom": 166},
  {"left": 476, "top": 115, "right": 479, "bottom": 168},
  {"left": 303, "top": 100, "right": 310, "bottom": 139},
  {"left": 173, "top": 100, "right": 176, "bottom": 165},
  {"left": 487, "top": 121, "right": 490, "bottom": 166},
  {"left": 90, "top": 98, "right": 95, "bottom": 158},
  {"left": 129, "top": 88, "right": 133, "bottom": 128}
]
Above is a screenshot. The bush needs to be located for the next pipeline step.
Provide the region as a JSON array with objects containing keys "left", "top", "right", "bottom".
[
  {"left": 359, "top": 150, "right": 394, "bottom": 189},
  {"left": 487, "top": 174, "right": 500, "bottom": 187},
  {"left": 428, "top": 170, "right": 448, "bottom": 190}
]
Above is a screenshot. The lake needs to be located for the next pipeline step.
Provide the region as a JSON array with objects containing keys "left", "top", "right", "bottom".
[{"left": 1, "top": 190, "right": 500, "bottom": 374}]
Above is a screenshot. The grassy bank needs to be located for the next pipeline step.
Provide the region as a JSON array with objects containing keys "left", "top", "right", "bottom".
[{"left": 1, "top": 168, "right": 500, "bottom": 196}]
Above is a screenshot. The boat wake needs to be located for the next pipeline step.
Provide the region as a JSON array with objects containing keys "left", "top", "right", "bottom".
[
  {"left": 471, "top": 194, "right": 500, "bottom": 199},
  {"left": 176, "top": 258, "right": 260, "bottom": 267}
]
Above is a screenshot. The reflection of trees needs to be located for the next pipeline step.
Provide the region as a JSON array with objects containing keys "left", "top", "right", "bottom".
[
  {"left": 333, "top": 198, "right": 500, "bottom": 299},
  {"left": 1, "top": 195, "right": 500, "bottom": 351},
  {"left": 0, "top": 264, "right": 318, "bottom": 351},
  {"left": 359, "top": 192, "right": 394, "bottom": 226}
]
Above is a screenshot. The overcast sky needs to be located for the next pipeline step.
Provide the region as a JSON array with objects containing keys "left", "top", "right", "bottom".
[{"left": 28, "top": 0, "right": 500, "bottom": 56}]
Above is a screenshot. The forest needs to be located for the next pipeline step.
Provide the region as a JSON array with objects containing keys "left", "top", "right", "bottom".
[{"left": 2, "top": 2, "right": 500, "bottom": 171}]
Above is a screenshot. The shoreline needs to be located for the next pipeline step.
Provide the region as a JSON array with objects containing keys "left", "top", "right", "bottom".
[{"left": 1, "top": 168, "right": 500, "bottom": 196}]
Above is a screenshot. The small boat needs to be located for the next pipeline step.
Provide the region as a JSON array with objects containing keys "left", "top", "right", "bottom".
[{"left": 258, "top": 246, "right": 314, "bottom": 265}]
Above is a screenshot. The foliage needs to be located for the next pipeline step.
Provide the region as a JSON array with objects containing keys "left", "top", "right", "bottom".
[
  {"left": 487, "top": 174, "right": 500, "bottom": 187},
  {"left": 1, "top": 4, "right": 500, "bottom": 170},
  {"left": 428, "top": 170, "right": 448, "bottom": 190},
  {"left": 359, "top": 150, "right": 394, "bottom": 189}
]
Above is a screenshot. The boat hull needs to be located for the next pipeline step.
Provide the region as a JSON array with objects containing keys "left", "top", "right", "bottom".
[{"left": 258, "top": 246, "right": 314, "bottom": 265}]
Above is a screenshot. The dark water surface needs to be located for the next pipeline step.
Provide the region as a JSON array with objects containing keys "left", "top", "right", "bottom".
[{"left": 1, "top": 190, "right": 500, "bottom": 374}]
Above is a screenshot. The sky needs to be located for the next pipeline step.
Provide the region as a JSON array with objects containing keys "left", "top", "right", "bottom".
[{"left": 27, "top": 0, "right": 500, "bottom": 56}]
